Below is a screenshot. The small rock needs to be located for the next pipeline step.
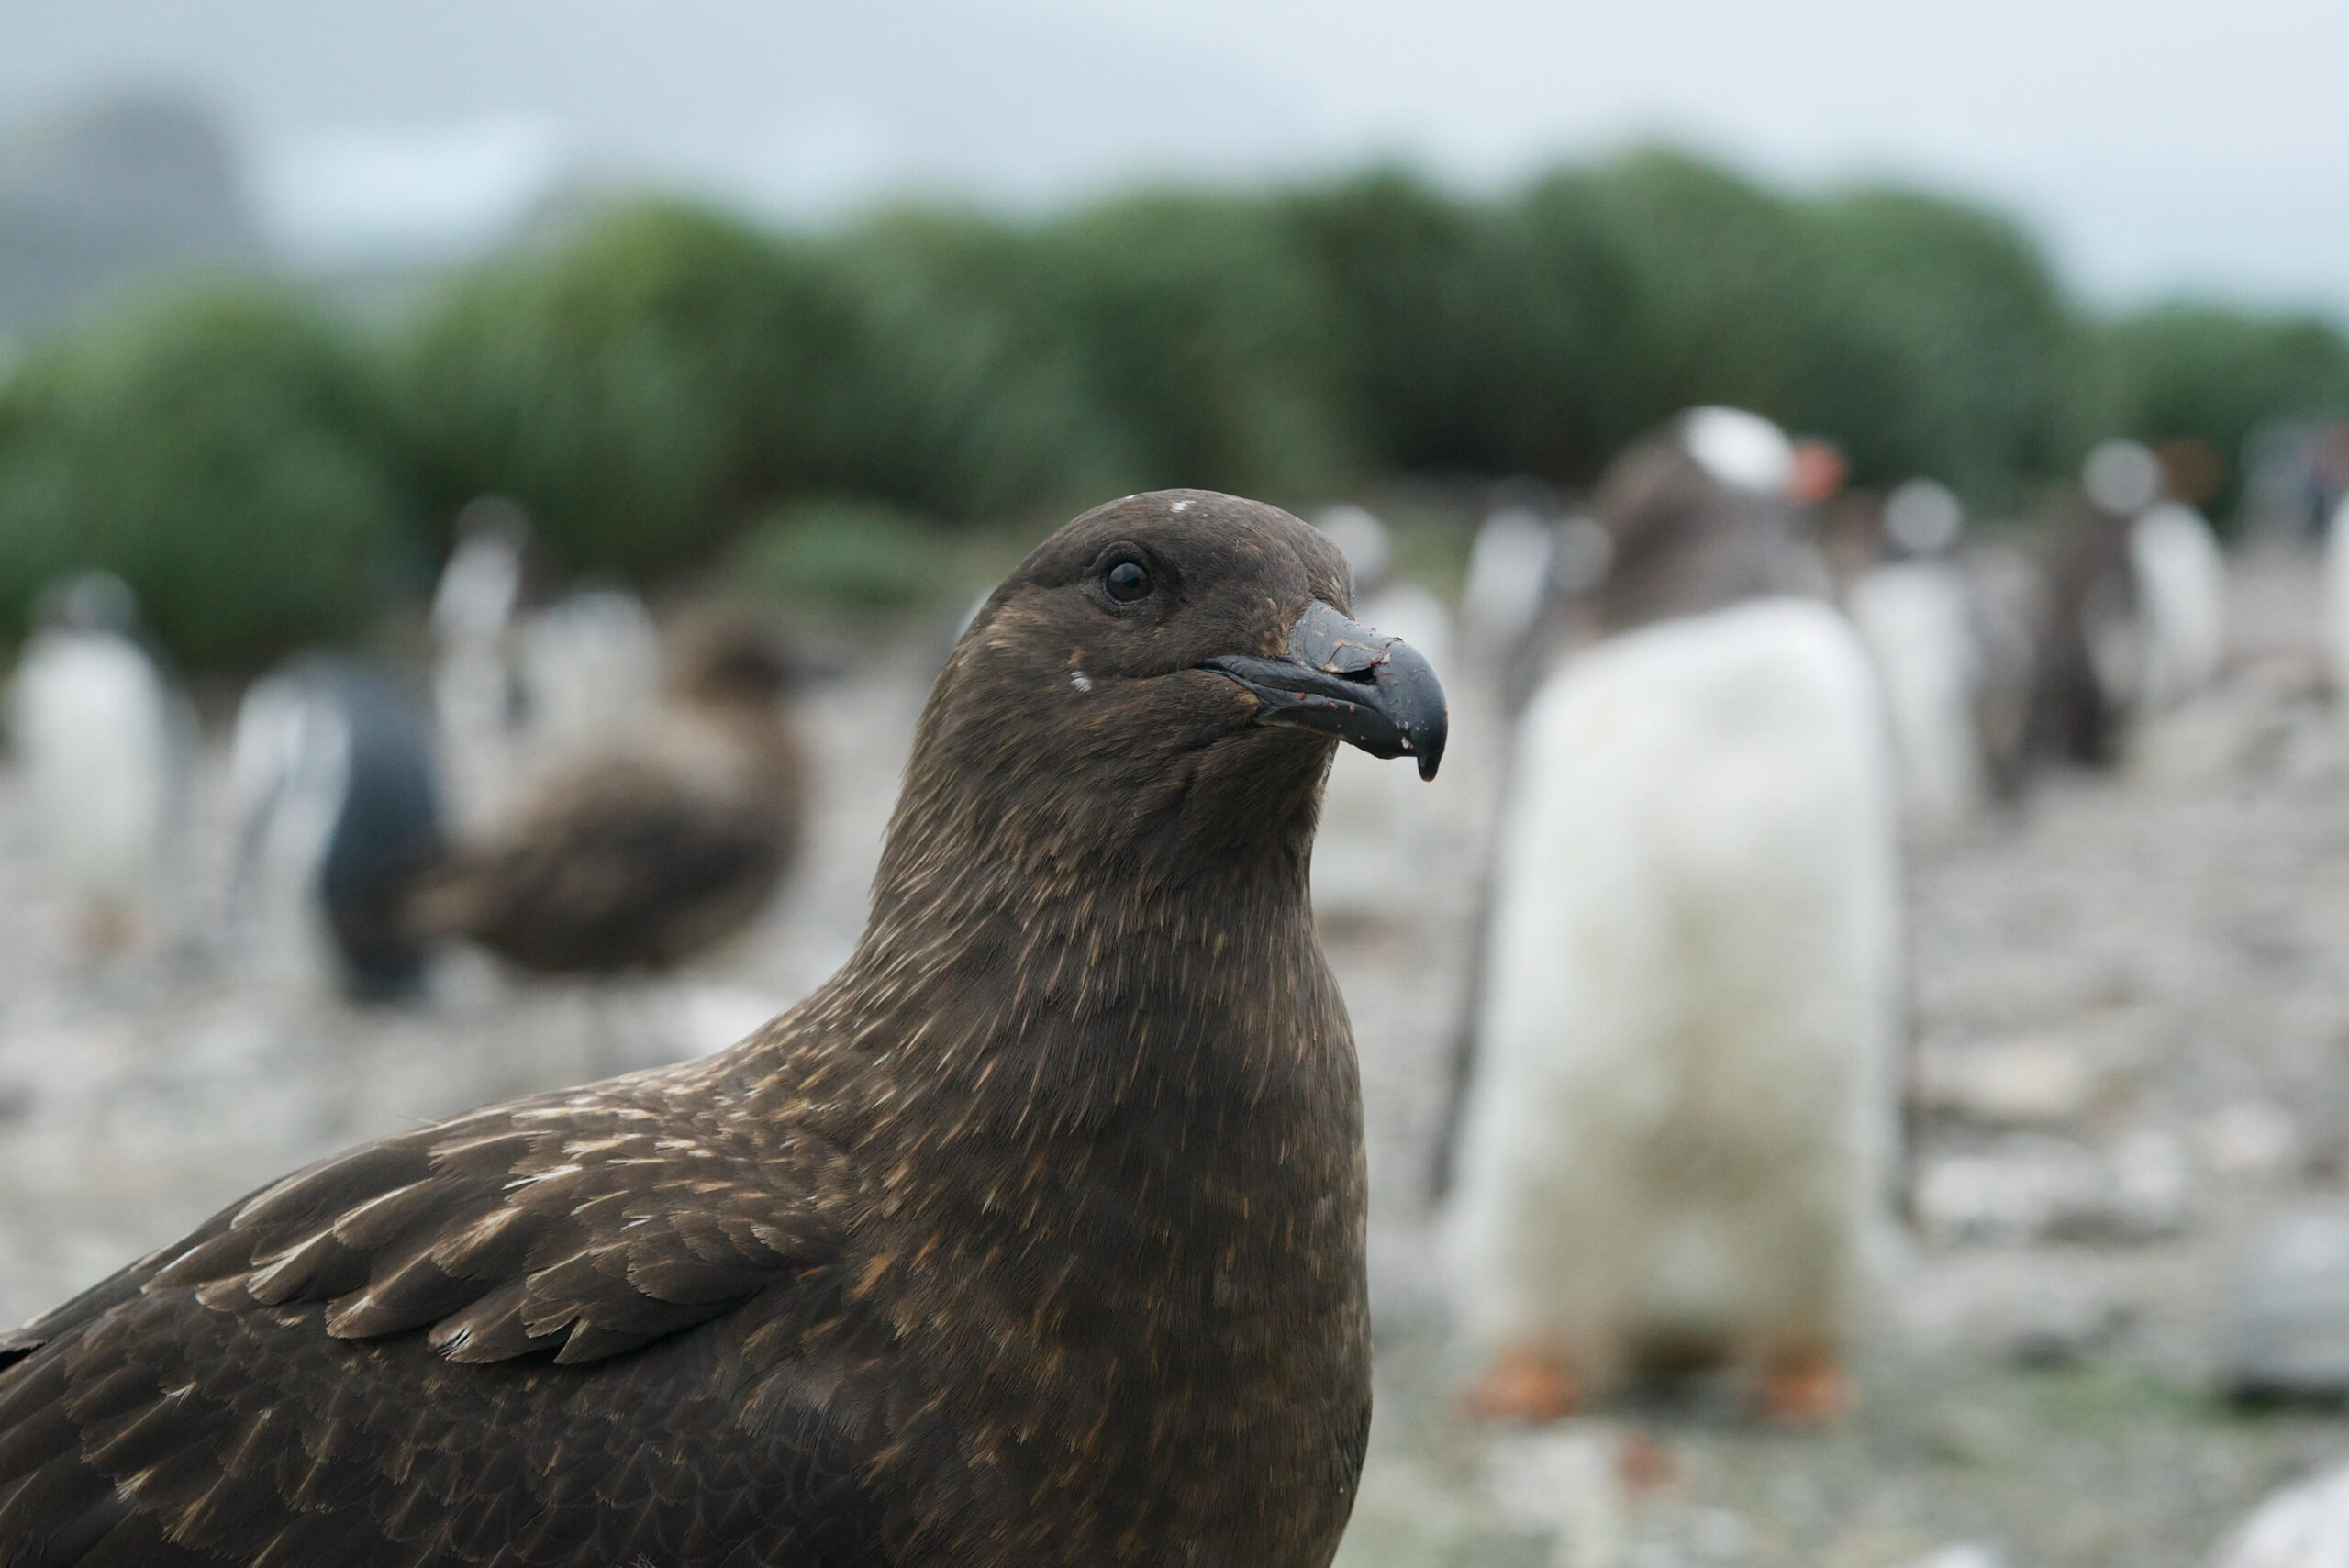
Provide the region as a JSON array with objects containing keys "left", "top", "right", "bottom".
[
  {"left": 1915, "top": 1137, "right": 2098, "bottom": 1244},
  {"left": 1921, "top": 1404, "right": 2018, "bottom": 1466},
  {"left": 1915, "top": 1130, "right": 2189, "bottom": 1246},
  {"left": 2211, "top": 1458, "right": 2349, "bottom": 1567},
  {"left": 2128, "top": 693, "right": 2288, "bottom": 785},
  {"left": 2228, "top": 1208, "right": 2349, "bottom": 1400},
  {"left": 1917, "top": 1038, "right": 2102, "bottom": 1126},
  {"left": 2099, "top": 1127, "right": 2192, "bottom": 1240},
  {"left": 1900, "top": 1546, "right": 2005, "bottom": 1568},
  {"left": 2008, "top": 1290, "right": 2136, "bottom": 1370},
  {"left": 2199, "top": 1101, "right": 2305, "bottom": 1184}
]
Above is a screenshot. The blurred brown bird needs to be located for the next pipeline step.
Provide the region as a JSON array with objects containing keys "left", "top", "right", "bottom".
[
  {"left": 0, "top": 490, "right": 1446, "bottom": 1568},
  {"left": 406, "top": 616, "right": 806, "bottom": 973}
]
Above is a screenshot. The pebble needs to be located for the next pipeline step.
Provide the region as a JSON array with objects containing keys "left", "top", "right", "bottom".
[
  {"left": 2199, "top": 1102, "right": 2306, "bottom": 1184},
  {"left": 1901, "top": 1546, "right": 2006, "bottom": 1568},
  {"left": 1486, "top": 1427, "right": 1627, "bottom": 1568},
  {"left": 1915, "top": 1129, "right": 2190, "bottom": 1246},
  {"left": 2227, "top": 1208, "right": 2349, "bottom": 1400},
  {"left": 1916, "top": 1038, "right": 2103, "bottom": 1126}
]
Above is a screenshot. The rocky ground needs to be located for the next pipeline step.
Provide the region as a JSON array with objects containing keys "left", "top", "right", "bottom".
[{"left": 5, "top": 554, "right": 2349, "bottom": 1565}]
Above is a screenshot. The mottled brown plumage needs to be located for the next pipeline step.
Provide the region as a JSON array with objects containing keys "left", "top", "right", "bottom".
[
  {"left": 409, "top": 619, "right": 806, "bottom": 973},
  {"left": 0, "top": 491, "right": 1447, "bottom": 1567}
]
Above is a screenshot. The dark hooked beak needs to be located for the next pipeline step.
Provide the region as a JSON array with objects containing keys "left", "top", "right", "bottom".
[{"left": 1199, "top": 600, "right": 1450, "bottom": 781}]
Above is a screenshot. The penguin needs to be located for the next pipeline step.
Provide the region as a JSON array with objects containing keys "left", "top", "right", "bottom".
[
  {"left": 1843, "top": 480, "right": 1991, "bottom": 835},
  {"left": 430, "top": 498, "right": 529, "bottom": 837},
  {"left": 228, "top": 655, "right": 447, "bottom": 1002},
  {"left": 2032, "top": 439, "right": 2228, "bottom": 765},
  {"left": 2323, "top": 495, "right": 2349, "bottom": 711},
  {"left": 4, "top": 573, "right": 186, "bottom": 956},
  {"left": 1462, "top": 497, "right": 1555, "bottom": 678},
  {"left": 429, "top": 502, "right": 663, "bottom": 829},
  {"left": 514, "top": 585, "right": 664, "bottom": 769},
  {"left": 1308, "top": 506, "right": 1459, "bottom": 933},
  {"left": 1444, "top": 408, "right": 1904, "bottom": 1423},
  {"left": 2129, "top": 499, "right": 2227, "bottom": 714}
]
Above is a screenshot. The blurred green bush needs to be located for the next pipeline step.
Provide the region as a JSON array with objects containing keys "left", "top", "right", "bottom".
[
  {"left": 4, "top": 153, "right": 2345, "bottom": 667},
  {"left": 731, "top": 496, "right": 952, "bottom": 611},
  {"left": 1286, "top": 151, "right": 2089, "bottom": 505},
  {"left": 0, "top": 284, "right": 417, "bottom": 666}
]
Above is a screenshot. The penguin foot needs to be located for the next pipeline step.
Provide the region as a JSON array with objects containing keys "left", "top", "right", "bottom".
[
  {"left": 1464, "top": 1347, "right": 1582, "bottom": 1423},
  {"left": 1754, "top": 1344, "right": 1848, "bottom": 1424}
]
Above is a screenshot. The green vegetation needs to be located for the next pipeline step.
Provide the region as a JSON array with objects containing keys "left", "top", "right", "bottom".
[
  {"left": 0, "top": 285, "right": 418, "bottom": 665},
  {"left": 4, "top": 150, "right": 2346, "bottom": 665},
  {"left": 732, "top": 496, "right": 955, "bottom": 611}
]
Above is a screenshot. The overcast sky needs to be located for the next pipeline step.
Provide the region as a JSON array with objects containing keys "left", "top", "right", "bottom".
[{"left": 7, "top": 0, "right": 2343, "bottom": 312}]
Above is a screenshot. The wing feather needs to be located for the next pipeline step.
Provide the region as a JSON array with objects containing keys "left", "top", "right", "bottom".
[{"left": 0, "top": 1079, "right": 879, "bottom": 1566}]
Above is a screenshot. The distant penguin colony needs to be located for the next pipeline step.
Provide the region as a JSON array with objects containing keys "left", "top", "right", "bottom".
[
  {"left": 406, "top": 616, "right": 808, "bottom": 975},
  {"left": 228, "top": 656, "right": 446, "bottom": 1002},
  {"left": 1444, "top": 409, "right": 1904, "bottom": 1421},
  {"left": 3, "top": 574, "right": 184, "bottom": 955},
  {"left": 0, "top": 492, "right": 1442, "bottom": 1568}
]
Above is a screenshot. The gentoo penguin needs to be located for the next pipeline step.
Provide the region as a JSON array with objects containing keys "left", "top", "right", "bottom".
[
  {"left": 2032, "top": 439, "right": 2229, "bottom": 764},
  {"left": 1955, "top": 538, "right": 2045, "bottom": 801},
  {"left": 2324, "top": 495, "right": 2349, "bottom": 709},
  {"left": 1843, "top": 480, "right": 1990, "bottom": 834},
  {"left": 2083, "top": 439, "right": 2226, "bottom": 716},
  {"left": 408, "top": 617, "right": 805, "bottom": 974},
  {"left": 1461, "top": 482, "right": 1622, "bottom": 719},
  {"left": 3, "top": 573, "right": 184, "bottom": 954},
  {"left": 429, "top": 504, "right": 662, "bottom": 830},
  {"left": 1309, "top": 505, "right": 1458, "bottom": 930},
  {"left": 0, "top": 492, "right": 1443, "bottom": 1568},
  {"left": 1445, "top": 408, "right": 1903, "bottom": 1421},
  {"left": 1463, "top": 495, "right": 1556, "bottom": 671},
  {"left": 429, "top": 498, "right": 528, "bottom": 836},
  {"left": 2128, "top": 498, "right": 2227, "bottom": 713},
  {"left": 228, "top": 656, "right": 446, "bottom": 1001},
  {"left": 515, "top": 584, "right": 664, "bottom": 765}
]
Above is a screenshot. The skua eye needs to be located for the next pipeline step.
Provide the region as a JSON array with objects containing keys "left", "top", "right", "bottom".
[{"left": 1104, "top": 561, "right": 1152, "bottom": 603}]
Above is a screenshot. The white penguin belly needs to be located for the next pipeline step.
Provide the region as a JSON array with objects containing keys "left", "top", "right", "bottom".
[{"left": 1449, "top": 597, "right": 1903, "bottom": 1375}]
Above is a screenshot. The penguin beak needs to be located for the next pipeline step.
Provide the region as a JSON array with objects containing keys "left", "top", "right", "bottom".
[{"left": 1200, "top": 600, "right": 1450, "bottom": 781}]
